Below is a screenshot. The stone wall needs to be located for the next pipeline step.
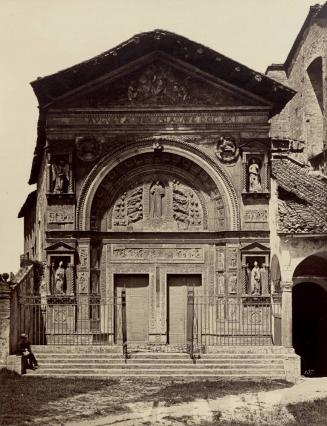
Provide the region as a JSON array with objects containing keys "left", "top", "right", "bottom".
[{"left": 267, "top": 18, "right": 327, "bottom": 164}]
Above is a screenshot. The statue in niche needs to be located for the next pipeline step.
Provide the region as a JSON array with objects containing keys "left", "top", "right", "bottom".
[
  {"left": 248, "top": 159, "right": 262, "bottom": 192},
  {"left": 52, "top": 261, "right": 66, "bottom": 295},
  {"left": 52, "top": 159, "right": 69, "bottom": 193},
  {"left": 251, "top": 261, "right": 262, "bottom": 295},
  {"left": 150, "top": 181, "right": 165, "bottom": 218}
]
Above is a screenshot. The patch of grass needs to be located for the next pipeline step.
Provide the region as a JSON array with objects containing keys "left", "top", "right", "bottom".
[
  {"left": 138, "top": 378, "right": 291, "bottom": 406},
  {"left": 287, "top": 398, "right": 327, "bottom": 425}
]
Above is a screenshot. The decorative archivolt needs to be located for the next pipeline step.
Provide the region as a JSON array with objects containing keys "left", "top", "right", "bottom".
[{"left": 76, "top": 139, "right": 240, "bottom": 231}]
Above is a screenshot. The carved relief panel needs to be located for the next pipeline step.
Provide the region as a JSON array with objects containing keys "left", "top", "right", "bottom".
[
  {"left": 90, "top": 153, "right": 227, "bottom": 232},
  {"left": 110, "top": 177, "right": 205, "bottom": 232}
]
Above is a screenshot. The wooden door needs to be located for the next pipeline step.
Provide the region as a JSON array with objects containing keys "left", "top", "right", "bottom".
[
  {"left": 115, "top": 274, "right": 149, "bottom": 343},
  {"left": 168, "top": 275, "right": 201, "bottom": 344}
]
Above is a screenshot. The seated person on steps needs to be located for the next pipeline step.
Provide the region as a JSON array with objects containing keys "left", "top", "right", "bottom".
[{"left": 19, "top": 333, "right": 39, "bottom": 373}]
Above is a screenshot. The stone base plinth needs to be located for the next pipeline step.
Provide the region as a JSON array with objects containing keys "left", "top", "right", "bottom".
[{"left": 6, "top": 355, "right": 22, "bottom": 374}]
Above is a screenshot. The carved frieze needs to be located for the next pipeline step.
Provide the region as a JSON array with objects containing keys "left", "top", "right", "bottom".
[
  {"left": 244, "top": 209, "right": 268, "bottom": 223},
  {"left": 47, "top": 110, "right": 268, "bottom": 129},
  {"left": 48, "top": 207, "right": 74, "bottom": 224},
  {"left": 111, "top": 247, "right": 204, "bottom": 263}
]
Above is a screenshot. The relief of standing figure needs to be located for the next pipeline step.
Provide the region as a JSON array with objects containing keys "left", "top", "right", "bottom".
[{"left": 150, "top": 181, "right": 165, "bottom": 218}]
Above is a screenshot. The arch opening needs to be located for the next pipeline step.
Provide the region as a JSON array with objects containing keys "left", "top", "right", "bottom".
[{"left": 292, "top": 252, "right": 327, "bottom": 377}]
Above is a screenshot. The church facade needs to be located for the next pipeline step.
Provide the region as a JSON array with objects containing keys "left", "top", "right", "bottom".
[
  {"left": 7, "top": 22, "right": 325, "bottom": 377},
  {"left": 16, "top": 29, "right": 295, "bottom": 351}
]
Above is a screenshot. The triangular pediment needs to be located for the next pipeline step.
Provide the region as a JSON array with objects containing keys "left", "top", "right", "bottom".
[
  {"left": 240, "top": 242, "right": 270, "bottom": 252},
  {"left": 45, "top": 241, "right": 76, "bottom": 253},
  {"left": 53, "top": 56, "right": 270, "bottom": 109}
]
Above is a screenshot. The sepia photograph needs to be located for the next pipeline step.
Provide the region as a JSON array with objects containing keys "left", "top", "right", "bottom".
[{"left": 1, "top": 0, "right": 327, "bottom": 424}]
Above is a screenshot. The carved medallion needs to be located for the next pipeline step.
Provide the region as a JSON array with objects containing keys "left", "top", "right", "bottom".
[
  {"left": 215, "top": 136, "right": 239, "bottom": 163},
  {"left": 76, "top": 137, "right": 102, "bottom": 162}
]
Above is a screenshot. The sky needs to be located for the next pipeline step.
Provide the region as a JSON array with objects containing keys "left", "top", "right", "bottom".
[{"left": 0, "top": 0, "right": 324, "bottom": 274}]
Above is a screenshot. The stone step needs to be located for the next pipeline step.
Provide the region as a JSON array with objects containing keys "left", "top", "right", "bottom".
[
  {"left": 32, "top": 345, "right": 122, "bottom": 353},
  {"left": 28, "top": 368, "right": 285, "bottom": 376},
  {"left": 34, "top": 358, "right": 284, "bottom": 365},
  {"left": 34, "top": 353, "right": 286, "bottom": 361},
  {"left": 32, "top": 345, "right": 289, "bottom": 354},
  {"left": 27, "top": 372, "right": 286, "bottom": 378},
  {"left": 36, "top": 362, "right": 284, "bottom": 370}
]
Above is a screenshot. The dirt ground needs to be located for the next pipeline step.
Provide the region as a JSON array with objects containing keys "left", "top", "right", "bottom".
[
  {"left": 0, "top": 370, "right": 289, "bottom": 425},
  {"left": 2, "top": 370, "right": 327, "bottom": 425}
]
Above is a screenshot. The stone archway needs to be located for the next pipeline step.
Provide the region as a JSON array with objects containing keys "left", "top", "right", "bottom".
[
  {"left": 76, "top": 139, "right": 240, "bottom": 231},
  {"left": 292, "top": 252, "right": 327, "bottom": 377}
]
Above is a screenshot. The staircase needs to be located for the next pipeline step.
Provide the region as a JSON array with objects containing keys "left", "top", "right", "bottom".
[{"left": 26, "top": 345, "right": 289, "bottom": 379}]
